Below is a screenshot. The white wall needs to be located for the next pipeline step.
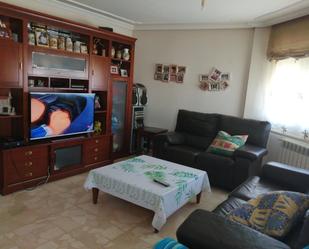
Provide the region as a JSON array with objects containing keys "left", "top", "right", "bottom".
[
  {"left": 133, "top": 29, "right": 254, "bottom": 130},
  {"left": 0, "top": 0, "right": 133, "bottom": 36}
]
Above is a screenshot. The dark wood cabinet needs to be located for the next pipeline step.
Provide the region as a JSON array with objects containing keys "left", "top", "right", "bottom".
[
  {"left": 0, "top": 39, "right": 22, "bottom": 88},
  {"left": 0, "top": 2, "right": 135, "bottom": 195},
  {"left": 91, "top": 55, "right": 110, "bottom": 90},
  {"left": 2, "top": 145, "right": 49, "bottom": 190}
]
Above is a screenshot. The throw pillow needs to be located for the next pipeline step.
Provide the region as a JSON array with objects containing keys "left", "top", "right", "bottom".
[
  {"left": 154, "top": 237, "right": 188, "bottom": 249},
  {"left": 207, "top": 131, "right": 248, "bottom": 156},
  {"left": 227, "top": 191, "right": 309, "bottom": 239}
]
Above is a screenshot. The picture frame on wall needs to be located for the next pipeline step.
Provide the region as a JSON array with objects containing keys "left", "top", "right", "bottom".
[
  {"left": 177, "top": 66, "right": 186, "bottom": 74},
  {"left": 35, "top": 28, "right": 49, "bottom": 47},
  {"left": 154, "top": 73, "right": 163, "bottom": 81},
  {"left": 163, "top": 65, "right": 170, "bottom": 74},
  {"left": 209, "top": 67, "right": 222, "bottom": 82},
  {"left": 162, "top": 73, "right": 169, "bottom": 82},
  {"left": 110, "top": 65, "right": 119, "bottom": 75},
  {"left": 170, "top": 64, "right": 177, "bottom": 75},
  {"left": 221, "top": 73, "right": 230, "bottom": 81},
  {"left": 199, "top": 74, "right": 209, "bottom": 82},
  {"left": 155, "top": 64, "right": 163, "bottom": 73},
  {"left": 176, "top": 73, "right": 184, "bottom": 83}
]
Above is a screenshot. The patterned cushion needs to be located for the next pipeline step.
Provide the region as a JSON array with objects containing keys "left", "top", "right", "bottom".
[
  {"left": 207, "top": 131, "right": 248, "bottom": 156},
  {"left": 154, "top": 237, "right": 188, "bottom": 249},
  {"left": 227, "top": 191, "right": 309, "bottom": 238}
]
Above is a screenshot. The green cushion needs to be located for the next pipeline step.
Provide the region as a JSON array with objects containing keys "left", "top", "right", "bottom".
[
  {"left": 207, "top": 131, "right": 248, "bottom": 156},
  {"left": 227, "top": 191, "right": 309, "bottom": 239}
]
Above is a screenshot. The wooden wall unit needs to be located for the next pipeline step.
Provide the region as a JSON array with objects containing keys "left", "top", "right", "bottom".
[{"left": 0, "top": 2, "right": 136, "bottom": 195}]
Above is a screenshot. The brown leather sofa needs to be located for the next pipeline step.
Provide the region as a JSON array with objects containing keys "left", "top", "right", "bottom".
[
  {"left": 176, "top": 162, "right": 309, "bottom": 249},
  {"left": 153, "top": 109, "right": 271, "bottom": 190}
]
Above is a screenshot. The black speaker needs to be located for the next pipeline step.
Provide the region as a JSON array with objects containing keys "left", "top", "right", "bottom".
[{"left": 132, "top": 85, "right": 138, "bottom": 105}]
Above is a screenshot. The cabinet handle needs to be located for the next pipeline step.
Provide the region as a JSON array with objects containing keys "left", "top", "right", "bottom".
[
  {"left": 25, "top": 161, "right": 33, "bottom": 166},
  {"left": 94, "top": 148, "right": 98, "bottom": 152},
  {"left": 92, "top": 69, "right": 94, "bottom": 76},
  {"left": 25, "top": 172, "right": 33, "bottom": 177},
  {"left": 19, "top": 61, "right": 22, "bottom": 70},
  {"left": 95, "top": 139, "right": 99, "bottom": 144},
  {"left": 94, "top": 156, "right": 98, "bottom": 161},
  {"left": 25, "top": 151, "right": 33, "bottom": 156}
]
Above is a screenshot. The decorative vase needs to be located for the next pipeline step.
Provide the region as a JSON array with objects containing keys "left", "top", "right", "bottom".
[
  {"left": 122, "top": 48, "right": 130, "bottom": 61},
  {"left": 116, "top": 50, "right": 122, "bottom": 59},
  {"left": 111, "top": 46, "right": 115, "bottom": 58}
]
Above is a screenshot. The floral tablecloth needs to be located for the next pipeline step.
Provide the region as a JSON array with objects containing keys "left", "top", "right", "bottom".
[{"left": 84, "top": 155, "right": 211, "bottom": 230}]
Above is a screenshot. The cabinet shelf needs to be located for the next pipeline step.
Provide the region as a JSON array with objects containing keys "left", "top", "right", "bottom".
[
  {"left": 111, "top": 58, "right": 131, "bottom": 63},
  {"left": 28, "top": 44, "right": 89, "bottom": 58},
  {"left": 95, "top": 110, "right": 107, "bottom": 114},
  {"left": 0, "top": 114, "right": 23, "bottom": 119},
  {"left": 29, "top": 87, "right": 88, "bottom": 92},
  {"left": 111, "top": 76, "right": 129, "bottom": 81}
]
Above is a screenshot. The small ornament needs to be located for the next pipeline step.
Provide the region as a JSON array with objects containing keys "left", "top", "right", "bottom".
[
  {"left": 58, "top": 35, "right": 65, "bottom": 50},
  {"left": 116, "top": 50, "right": 122, "bottom": 59},
  {"left": 66, "top": 37, "right": 73, "bottom": 52},
  {"left": 122, "top": 48, "right": 130, "bottom": 61},
  {"left": 94, "top": 121, "right": 102, "bottom": 134},
  {"left": 111, "top": 46, "right": 116, "bottom": 58}
]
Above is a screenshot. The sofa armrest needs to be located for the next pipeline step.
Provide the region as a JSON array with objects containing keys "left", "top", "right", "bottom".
[
  {"left": 234, "top": 144, "right": 268, "bottom": 161},
  {"left": 153, "top": 132, "right": 185, "bottom": 158},
  {"left": 262, "top": 162, "right": 309, "bottom": 193},
  {"left": 177, "top": 209, "right": 290, "bottom": 249}
]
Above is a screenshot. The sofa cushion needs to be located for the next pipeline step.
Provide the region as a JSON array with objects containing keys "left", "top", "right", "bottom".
[
  {"left": 165, "top": 145, "right": 202, "bottom": 167},
  {"left": 175, "top": 110, "right": 219, "bottom": 138},
  {"left": 219, "top": 115, "right": 271, "bottom": 148},
  {"left": 213, "top": 197, "right": 247, "bottom": 217},
  {"left": 227, "top": 191, "right": 309, "bottom": 239},
  {"left": 230, "top": 176, "right": 290, "bottom": 201},
  {"left": 207, "top": 130, "right": 248, "bottom": 156},
  {"left": 195, "top": 152, "right": 234, "bottom": 189}
]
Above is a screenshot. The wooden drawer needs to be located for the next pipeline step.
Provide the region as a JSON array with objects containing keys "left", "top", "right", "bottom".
[
  {"left": 84, "top": 153, "right": 105, "bottom": 165},
  {"left": 84, "top": 137, "right": 106, "bottom": 149},
  {"left": 3, "top": 146, "right": 49, "bottom": 185}
]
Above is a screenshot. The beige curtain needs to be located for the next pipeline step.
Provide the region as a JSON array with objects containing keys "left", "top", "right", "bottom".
[{"left": 267, "top": 15, "right": 309, "bottom": 60}]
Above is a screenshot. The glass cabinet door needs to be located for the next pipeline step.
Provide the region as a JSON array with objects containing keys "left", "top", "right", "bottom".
[{"left": 112, "top": 81, "right": 127, "bottom": 152}]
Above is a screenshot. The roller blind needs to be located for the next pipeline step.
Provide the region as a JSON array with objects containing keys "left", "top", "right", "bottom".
[{"left": 267, "top": 15, "right": 309, "bottom": 60}]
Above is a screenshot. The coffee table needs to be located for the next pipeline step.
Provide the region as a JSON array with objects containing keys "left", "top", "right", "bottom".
[{"left": 84, "top": 155, "right": 211, "bottom": 231}]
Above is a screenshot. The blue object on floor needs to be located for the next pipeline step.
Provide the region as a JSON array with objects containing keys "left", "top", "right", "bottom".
[
  {"left": 303, "top": 245, "right": 309, "bottom": 249},
  {"left": 153, "top": 237, "right": 188, "bottom": 249}
]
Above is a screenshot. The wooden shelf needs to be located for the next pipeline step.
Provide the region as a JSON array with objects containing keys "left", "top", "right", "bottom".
[
  {"left": 0, "top": 114, "right": 23, "bottom": 119},
  {"left": 111, "top": 76, "right": 129, "bottom": 81},
  {"left": 95, "top": 110, "right": 107, "bottom": 114},
  {"left": 29, "top": 87, "right": 88, "bottom": 92},
  {"left": 111, "top": 57, "right": 131, "bottom": 63},
  {"left": 28, "top": 44, "right": 89, "bottom": 58}
]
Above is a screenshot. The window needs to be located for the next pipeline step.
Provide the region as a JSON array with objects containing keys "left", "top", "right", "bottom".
[{"left": 264, "top": 57, "right": 309, "bottom": 139}]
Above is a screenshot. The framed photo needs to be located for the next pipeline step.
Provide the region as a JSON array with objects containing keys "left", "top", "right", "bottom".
[
  {"left": 163, "top": 65, "right": 170, "bottom": 74},
  {"left": 120, "top": 69, "right": 128, "bottom": 77},
  {"left": 177, "top": 66, "right": 186, "bottom": 74},
  {"left": 221, "top": 73, "right": 230, "bottom": 81},
  {"left": 209, "top": 68, "right": 222, "bottom": 82},
  {"left": 170, "top": 75, "right": 176, "bottom": 82},
  {"left": 110, "top": 65, "right": 119, "bottom": 75},
  {"left": 209, "top": 82, "right": 220, "bottom": 91},
  {"left": 169, "top": 64, "right": 177, "bottom": 75},
  {"left": 176, "top": 73, "right": 184, "bottom": 83},
  {"left": 154, "top": 73, "right": 162, "bottom": 80},
  {"left": 155, "top": 64, "right": 163, "bottom": 73},
  {"left": 162, "top": 73, "right": 169, "bottom": 82},
  {"left": 199, "top": 74, "right": 209, "bottom": 82},
  {"left": 35, "top": 28, "right": 49, "bottom": 47}
]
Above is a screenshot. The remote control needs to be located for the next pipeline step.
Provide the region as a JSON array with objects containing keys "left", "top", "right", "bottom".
[{"left": 153, "top": 178, "right": 170, "bottom": 187}]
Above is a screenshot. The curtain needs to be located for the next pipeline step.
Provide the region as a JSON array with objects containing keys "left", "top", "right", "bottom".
[{"left": 267, "top": 15, "right": 309, "bottom": 60}]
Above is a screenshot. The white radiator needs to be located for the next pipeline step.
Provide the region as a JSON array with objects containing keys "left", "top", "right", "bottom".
[{"left": 278, "top": 138, "right": 309, "bottom": 169}]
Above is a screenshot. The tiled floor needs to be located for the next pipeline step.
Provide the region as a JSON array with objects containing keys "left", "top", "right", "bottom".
[{"left": 0, "top": 171, "right": 227, "bottom": 249}]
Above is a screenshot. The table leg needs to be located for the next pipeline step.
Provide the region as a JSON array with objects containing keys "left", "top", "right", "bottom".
[
  {"left": 196, "top": 192, "right": 202, "bottom": 204},
  {"left": 92, "top": 188, "right": 99, "bottom": 204}
]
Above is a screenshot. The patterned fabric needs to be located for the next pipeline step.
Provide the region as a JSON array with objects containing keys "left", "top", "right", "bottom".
[
  {"left": 84, "top": 155, "right": 211, "bottom": 231},
  {"left": 153, "top": 237, "right": 188, "bottom": 249},
  {"left": 227, "top": 191, "right": 309, "bottom": 238},
  {"left": 207, "top": 131, "right": 248, "bottom": 156}
]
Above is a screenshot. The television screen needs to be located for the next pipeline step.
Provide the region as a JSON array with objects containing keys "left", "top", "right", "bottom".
[{"left": 30, "top": 92, "right": 95, "bottom": 140}]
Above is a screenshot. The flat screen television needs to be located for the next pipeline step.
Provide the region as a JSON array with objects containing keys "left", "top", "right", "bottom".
[{"left": 30, "top": 92, "right": 95, "bottom": 140}]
